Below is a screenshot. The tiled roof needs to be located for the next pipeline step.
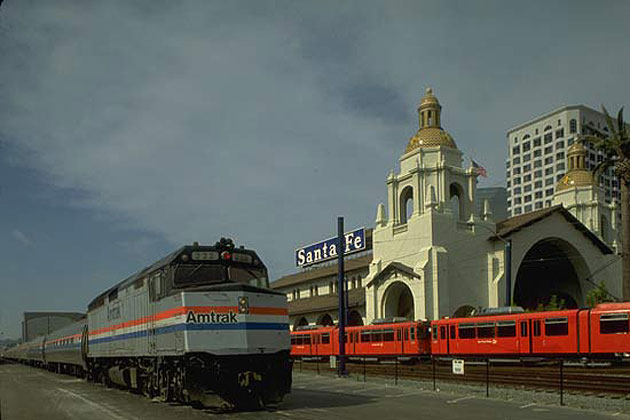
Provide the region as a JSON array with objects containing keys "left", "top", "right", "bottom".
[
  {"left": 493, "top": 205, "right": 612, "bottom": 254},
  {"left": 287, "top": 287, "right": 365, "bottom": 316},
  {"left": 270, "top": 254, "right": 372, "bottom": 289}
]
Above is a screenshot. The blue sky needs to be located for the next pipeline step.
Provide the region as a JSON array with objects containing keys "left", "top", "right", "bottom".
[{"left": 1, "top": 0, "right": 629, "bottom": 339}]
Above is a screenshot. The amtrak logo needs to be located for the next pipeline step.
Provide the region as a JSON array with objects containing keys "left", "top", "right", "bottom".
[{"left": 186, "top": 311, "right": 238, "bottom": 324}]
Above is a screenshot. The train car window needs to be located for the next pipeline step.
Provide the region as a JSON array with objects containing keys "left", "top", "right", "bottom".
[
  {"left": 396, "top": 329, "right": 402, "bottom": 341},
  {"left": 304, "top": 334, "right": 311, "bottom": 344},
  {"left": 459, "top": 323, "right": 475, "bottom": 339},
  {"left": 405, "top": 328, "right": 410, "bottom": 341},
  {"left": 343, "top": 333, "right": 348, "bottom": 343},
  {"left": 410, "top": 327, "right": 415, "bottom": 341},
  {"left": 497, "top": 321, "right": 516, "bottom": 337},
  {"left": 544, "top": 317, "right": 569, "bottom": 336},
  {"left": 372, "top": 330, "right": 383, "bottom": 342},
  {"left": 533, "top": 320, "right": 541, "bottom": 336},
  {"left": 361, "top": 330, "right": 371, "bottom": 342},
  {"left": 439, "top": 326, "right": 446, "bottom": 340},
  {"left": 599, "top": 313, "right": 629, "bottom": 334},
  {"left": 431, "top": 327, "right": 437, "bottom": 340},
  {"left": 476, "top": 323, "right": 495, "bottom": 338},
  {"left": 520, "top": 321, "right": 528, "bottom": 337},
  {"left": 383, "top": 329, "right": 395, "bottom": 342},
  {"left": 450, "top": 325, "right": 456, "bottom": 339},
  {"left": 354, "top": 332, "right": 359, "bottom": 342},
  {"left": 290, "top": 336, "right": 296, "bottom": 345}
]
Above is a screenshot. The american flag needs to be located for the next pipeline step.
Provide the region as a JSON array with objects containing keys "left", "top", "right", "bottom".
[{"left": 472, "top": 160, "right": 487, "bottom": 177}]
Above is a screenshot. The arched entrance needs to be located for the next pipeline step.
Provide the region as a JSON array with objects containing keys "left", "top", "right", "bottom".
[
  {"left": 449, "top": 183, "right": 466, "bottom": 220},
  {"left": 293, "top": 317, "right": 308, "bottom": 331},
  {"left": 514, "top": 238, "right": 588, "bottom": 310},
  {"left": 318, "top": 313, "right": 334, "bottom": 326},
  {"left": 348, "top": 310, "right": 364, "bottom": 326},
  {"left": 453, "top": 305, "right": 476, "bottom": 318},
  {"left": 382, "top": 281, "right": 415, "bottom": 319}
]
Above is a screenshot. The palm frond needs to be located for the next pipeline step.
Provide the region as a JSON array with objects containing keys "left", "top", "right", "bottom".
[
  {"left": 617, "top": 107, "right": 624, "bottom": 135},
  {"left": 602, "top": 105, "right": 617, "bottom": 136},
  {"left": 592, "top": 158, "right": 615, "bottom": 178}
]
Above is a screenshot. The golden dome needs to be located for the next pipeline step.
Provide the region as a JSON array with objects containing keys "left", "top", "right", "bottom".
[
  {"left": 405, "top": 87, "right": 457, "bottom": 153},
  {"left": 556, "top": 170, "right": 596, "bottom": 191},
  {"left": 556, "top": 140, "right": 596, "bottom": 191},
  {"left": 406, "top": 127, "right": 457, "bottom": 152}
]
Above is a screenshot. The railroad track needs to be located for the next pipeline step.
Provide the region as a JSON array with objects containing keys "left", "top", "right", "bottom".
[{"left": 293, "top": 358, "right": 630, "bottom": 397}]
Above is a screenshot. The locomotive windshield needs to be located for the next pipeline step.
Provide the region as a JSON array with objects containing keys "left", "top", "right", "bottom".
[{"left": 173, "top": 262, "right": 269, "bottom": 288}]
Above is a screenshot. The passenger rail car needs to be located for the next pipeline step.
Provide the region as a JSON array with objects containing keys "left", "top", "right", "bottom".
[
  {"left": 431, "top": 303, "right": 630, "bottom": 359},
  {"left": 291, "top": 320, "right": 431, "bottom": 359}
]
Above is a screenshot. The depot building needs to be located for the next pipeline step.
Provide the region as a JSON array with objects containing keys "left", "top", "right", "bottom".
[{"left": 271, "top": 88, "right": 622, "bottom": 330}]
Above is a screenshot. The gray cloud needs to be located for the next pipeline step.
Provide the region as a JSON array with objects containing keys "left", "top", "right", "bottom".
[
  {"left": 1, "top": 0, "right": 629, "bottom": 278},
  {"left": 11, "top": 229, "right": 32, "bottom": 246}
]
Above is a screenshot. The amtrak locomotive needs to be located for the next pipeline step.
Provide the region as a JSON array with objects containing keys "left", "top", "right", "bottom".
[{"left": 4, "top": 239, "right": 292, "bottom": 408}]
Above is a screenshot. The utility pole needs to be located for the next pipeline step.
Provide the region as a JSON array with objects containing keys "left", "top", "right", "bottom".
[{"left": 337, "top": 216, "right": 347, "bottom": 376}]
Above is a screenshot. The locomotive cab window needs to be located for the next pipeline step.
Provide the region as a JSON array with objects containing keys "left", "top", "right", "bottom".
[
  {"left": 544, "top": 317, "right": 568, "bottom": 336},
  {"left": 600, "top": 313, "right": 629, "bottom": 334}
]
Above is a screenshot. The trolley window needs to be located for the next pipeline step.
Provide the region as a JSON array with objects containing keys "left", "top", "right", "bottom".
[
  {"left": 431, "top": 327, "right": 437, "bottom": 340},
  {"left": 322, "top": 333, "right": 330, "bottom": 344},
  {"left": 520, "top": 321, "right": 528, "bottom": 337},
  {"left": 383, "top": 329, "right": 395, "bottom": 342},
  {"left": 303, "top": 334, "right": 311, "bottom": 344},
  {"left": 533, "top": 320, "right": 541, "bottom": 337},
  {"left": 476, "top": 322, "right": 495, "bottom": 338},
  {"left": 600, "top": 313, "right": 629, "bottom": 334},
  {"left": 361, "top": 330, "right": 371, "bottom": 342},
  {"left": 410, "top": 326, "right": 415, "bottom": 341},
  {"left": 544, "top": 317, "right": 568, "bottom": 336},
  {"left": 458, "top": 323, "right": 476, "bottom": 339},
  {"left": 497, "top": 321, "right": 516, "bottom": 337},
  {"left": 396, "top": 329, "right": 402, "bottom": 341},
  {"left": 450, "top": 325, "right": 456, "bottom": 339},
  {"left": 372, "top": 330, "right": 382, "bottom": 342},
  {"left": 440, "top": 326, "right": 446, "bottom": 340}
]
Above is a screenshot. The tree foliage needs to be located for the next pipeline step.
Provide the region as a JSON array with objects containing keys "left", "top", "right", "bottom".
[{"left": 586, "top": 283, "right": 615, "bottom": 307}]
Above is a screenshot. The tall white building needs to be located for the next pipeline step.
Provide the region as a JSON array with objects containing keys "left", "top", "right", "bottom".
[{"left": 506, "top": 105, "right": 620, "bottom": 217}]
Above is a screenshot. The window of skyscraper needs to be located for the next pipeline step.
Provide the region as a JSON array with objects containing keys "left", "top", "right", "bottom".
[
  {"left": 556, "top": 141, "right": 564, "bottom": 149},
  {"left": 556, "top": 152, "right": 565, "bottom": 160},
  {"left": 535, "top": 191, "right": 543, "bottom": 199},
  {"left": 534, "top": 181, "right": 542, "bottom": 189},
  {"left": 512, "top": 146, "right": 520, "bottom": 155},
  {"left": 524, "top": 174, "right": 532, "bottom": 182},
  {"left": 555, "top": 128, "right": 564, "bottom": 138},
  {"left": 534, "top": 160, "right": 542, "bottom": 168},
  {"left": 513, "top": 157, "right": 520, "bottom": 165},
  {"left": 524, "top": 185, "right": 532, "bottom": 192},
  {"left": 523, "top": 164, "right": 531, "bottom": 172},
  {"left": 544, "top": 146, "right": 553, "bottom": 154},
  {"left": 524, "top": 205, "right": 532, "bottom": 212},
  {"left": 556, "top": 162, "right": 565, "bottom": 171},
  {"left": 533, "top": 137, "right": 541, "bottom": 147},
  {"left": 546, "top": 188, "right": 554, "bottom": 196},
  {"left": 534, "top": 170, "right": 542, "bottom": 177},
  {"left": 545, "top": 177, "right": 554, "bottom": 185},
  {"left": 523, "top": 154, "right": 531, "bottom": 162},
  {"left": 544, "top": 125, "right": 552, "bottom": 131},
  {"left": 569, "top": 119, "right": 577, "bottom": 133},
  {"left": 534, "top": 149, "right": 542, "bottom": 157},
  {"left": 535, "top": 202, "right": 543, "bottom": 209},
  {"left": 523, "top": 142, "right": 531, "bottom": 152},
  {"left": 544, "top": 133, "right": 553, "bottom": 144}
]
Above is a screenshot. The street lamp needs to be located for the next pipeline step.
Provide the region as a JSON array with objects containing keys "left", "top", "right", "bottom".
[{"left": 468, "top": 221, "right": 513, "bottom": 306}]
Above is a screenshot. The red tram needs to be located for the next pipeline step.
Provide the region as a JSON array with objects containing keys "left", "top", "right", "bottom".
[
  {"left": 431, "top": 303, "right": 630, "bottom": 359},
  {"left": 290, "top": 303, "right": 630, "bottom": 360},
  {"left": 290, "top": 320, "right": 431, "bottom": 358}
]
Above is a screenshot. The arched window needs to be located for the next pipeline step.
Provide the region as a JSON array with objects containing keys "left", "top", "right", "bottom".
[
  {"left": 569, "top": 119, "right": 577, "bottom": 134},
  {"left": 544, "top": 125, "right": 552, "bottom": 132},
  {"left": 449, "top": 183, "right": 466, "bottom": 220},
  {"left": 399, "top": 186, "right": 414, "bottom": 224},
  {"left": 523, "top": 134, "right": 531, "bottom": 140}
]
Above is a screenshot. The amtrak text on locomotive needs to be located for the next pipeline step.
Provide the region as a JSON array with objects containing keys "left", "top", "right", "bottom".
[{"left": 186, "top": 311, "right": 238, "bottom": 324}]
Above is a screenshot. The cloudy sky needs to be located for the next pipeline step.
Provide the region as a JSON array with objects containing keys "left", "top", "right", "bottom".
[{"left": 1, "top": 1, "right": 628, "bottom": 339}]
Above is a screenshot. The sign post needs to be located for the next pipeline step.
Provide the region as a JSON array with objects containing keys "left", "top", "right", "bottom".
[
  {"left": 337, "top": 216, "right": 347, "bottom": 377},
  {"left": 452, "top": 359, "right": 465, "bottom": 375}
]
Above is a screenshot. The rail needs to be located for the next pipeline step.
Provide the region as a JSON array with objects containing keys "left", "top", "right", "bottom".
[{"left": 292, "top": 356, "right": 630, "bottom": 406}]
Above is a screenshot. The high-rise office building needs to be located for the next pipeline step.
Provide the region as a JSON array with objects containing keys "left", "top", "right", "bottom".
[{"left": 506, "top": 105, "right": 620, "bottom": 217}]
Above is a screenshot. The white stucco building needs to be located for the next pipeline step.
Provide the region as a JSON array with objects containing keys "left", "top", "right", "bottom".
[{"left": 364, "top": 88, "right": 622, "bottom": 323}]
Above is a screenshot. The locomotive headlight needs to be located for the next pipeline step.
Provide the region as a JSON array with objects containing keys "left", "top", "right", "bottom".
[
  {"left": 238, "top": 296, "right": 250, "bottom": 314},
  {"left": 181, "top": 254, "right": 189, "bottom": 262}
]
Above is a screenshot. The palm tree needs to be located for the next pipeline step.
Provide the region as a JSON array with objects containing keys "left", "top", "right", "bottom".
[{"left": 581, "top": 106, "right": 630, "bottom": 301}]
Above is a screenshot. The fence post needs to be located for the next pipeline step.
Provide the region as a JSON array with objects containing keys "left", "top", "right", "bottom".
[
  {"left": 299, "top": 357, "right": 302, "bottom": 373},
  {"left": 395, "top": 357, "right": 398, "bottom": 385},
  {"left": 363, "top": 356, "right": 366, "bottom": 383},
  {"left": 486, "top": 358, "right": 489, "bottom": 398},
  {"left": 432, "top": 357, "right": 436, "bottom": 391},
  {"left": 317, "top": 358, "right": 320, "bottom": 375},
  {"left": 559, "top": 359, "right": 564, "bottom": 406}
]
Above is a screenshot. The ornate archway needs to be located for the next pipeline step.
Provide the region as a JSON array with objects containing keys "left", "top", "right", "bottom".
[
  {"left": 382, "top": 281, "right": 415, "bottom": 319},
  {"left": 514, "top": 238, "right": 589, "bottom": 309},
  {"left": 293, "top": 317, "right": 308, "bottom": 331},
  {"left": 318, "top": 313, "right": 334, "bottom": 326},
  {"left": 348, "top": 310, "right": 364, "bottom": 326}
]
